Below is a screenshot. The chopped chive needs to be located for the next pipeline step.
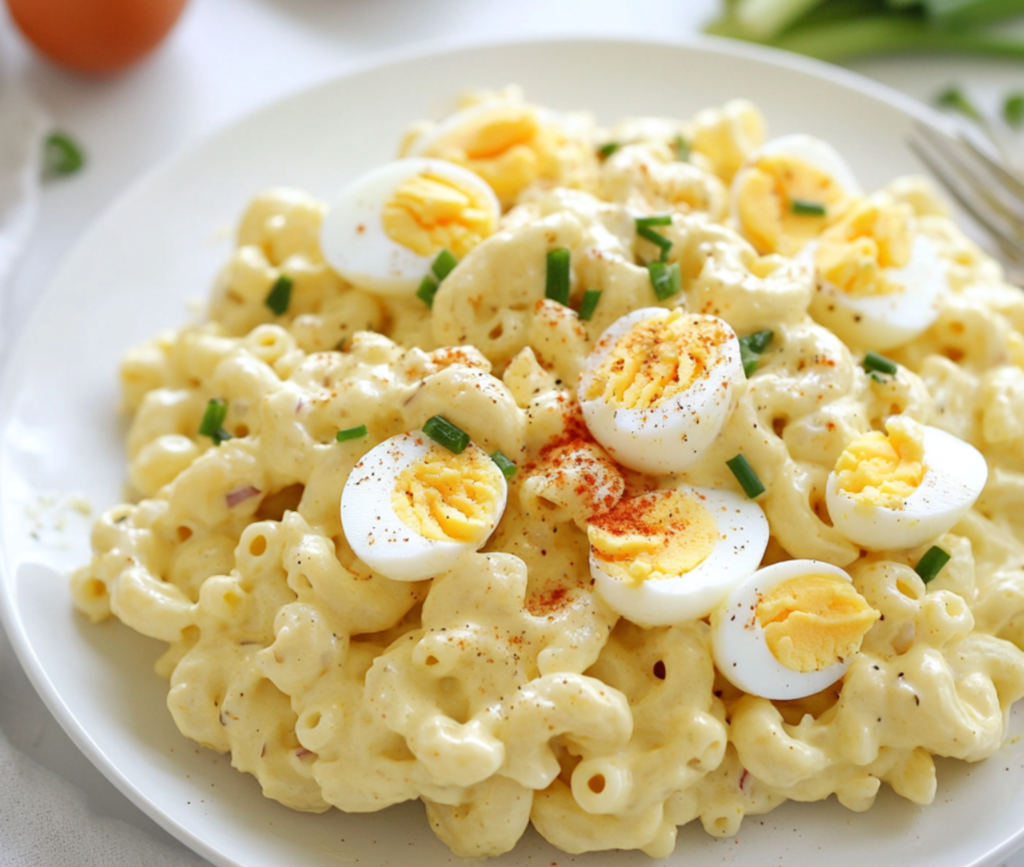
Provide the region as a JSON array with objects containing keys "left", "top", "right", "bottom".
[
  {"left": 417, "top": 274, "right": 440, "bottom": 308},
  {"left": 422, "top": 415, "right": 470, "bottom": 454},
  {"left": 42, "top": 132, "right": 85, "bottom": 180},
  {"left": 579, "top": 289, "right": 602, "bottom": 322},
  {"left": 647, "top": 260, "right": 681, "bottom": 301},
  {"left": 636, "top": 216, "right": 673, "bottom": 262},
  {"left": 431, "top": 249, "right": 459, "bottom": 281},
  {"left": 739, "top": 329, "right": 774, "bottom": 378},
  {"left": 863, "top": 351, "right": 898, "bottom": 377},
  {"left": 546, "top": 248, "right": 571, "bottom": 307},
  {"left": 638, "top": 227, "right": 672, "bottom": 260},
  {"left": 727, "top": 454, "right": 765, "bottom": 499},
  {"left": 673, "top": 134, "right": 690, "bottom": 162},
  {"left": 636, "top": 215, "right": 673, "bottom": 228},
  {"left": 1005, "top": 93, "right": 1024, "bottom": 128},
  {"left": 199, "top": 398, "right": 232, "bottom": 446},
  {"left": 336, "top": 425, "right": 368, "bottom": 442},
  {"left": 790, "top": 199, "right": 827, "bottom": 217},
  {"left": 597, "top": 141, "right": 620, "bottom": 159},
  {"left": 491, "top": 451, "right": 518, "bottom": 478},
  {"left": 265, "top": 275, "right": 293, "bottom": 316},
  {"left": 915, "top": 546, "right": 951, "bottom": 584}
]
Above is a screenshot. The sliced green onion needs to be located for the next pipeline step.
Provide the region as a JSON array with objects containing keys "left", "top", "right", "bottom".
[
  {"left": 42, "top": 132, "right": 86, "bottom": 180},
  {"left": 1005, "top": 92, "right": 1024, "bottom": 128},
  {"left": 636, "top": 215, "right": 673, "bottom": 228},
  {"left": 546, "top": 248, "right": 572, "bottom": 306},
  {"left": 915, "top": 545, "right": 951, "bottom": 584},
  {"left": 647, "top": 260, "right": 681, "bottom": 301},
  {"left": 431, "top": 248, "right": 459, "bottom": 281},
  {"left": 790, "top": 199, "right": 827, "bottom": 217},
  {"left": 579, "top": 289, "right": 602, "bottom": 322},
  {"left": 936, "top": 86, "right": 984, "bottom": 124},
  {"left": 673, "top": 134, "right": 690, "bottom": 162},
  {"left": 491, "top": 451, "right": 518, "bottom": 478},
  {"left": 636, "top": 216, "right": 673, "bottom": 262},
  {"left": 597, "top": 141, "right": 620, "bottom": 159},
  {"left": 199, "top": 398, "right": 232, "bottom": 446},
  {"left": 422, "top": 415, "right": 470, "bottom": 454},
  {"left": 417, "top": 275, "right": 440, "bottom": 308},
  {"left": 863, "top": 350, "right": 898, "bottom": 377},
  {"left": 739, "top": 329, "right": 774, "bottom": 377},
  {"left": 336, "top": 425, "right": 368, "bottom": 442},
  {"left": 638, "top": 227, "right": 673, "bottom": 260},
  {"left": 265, "top": 275, "right": 293, "bottom": 316},
  {"left": 727, "top": 454, "right": 766, "bottom": 499}
]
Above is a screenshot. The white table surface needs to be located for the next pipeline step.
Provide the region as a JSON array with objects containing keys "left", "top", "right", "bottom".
[{"left": 2, "top": 1, "right": 1023, "bottom": 864}]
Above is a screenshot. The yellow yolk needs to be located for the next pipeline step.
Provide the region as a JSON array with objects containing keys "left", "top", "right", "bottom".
[
  {"left": 381, "top": 171, "right": 496, "bottom": 258},
  {"left": 735, "top": 155, "right": 852, "bottom": 257},
  {"left": 756, "top": 574, "right": 880, "bottom": 672},
  {"left": 814, "top": 200, "right": 914, "bottom": 297},
  {"left": 418, "top": 106, "right": 555, "bottom": 207},
  {"left": 391, "top": 445, "right": 504, "bottom": 543},
  {"left": 583, "top": 310, "right": 728, "bottom": 410},
  {"left": 833, "top": 418, "right": 926, "bottom": 510},
  {"left": 588, "top": 489, "right": 719, "bottom": 585}
]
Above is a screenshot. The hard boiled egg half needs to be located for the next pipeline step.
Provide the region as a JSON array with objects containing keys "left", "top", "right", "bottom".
[
  {"left": 588, "top": 484, "right": 769, "bottom": 627},
  {"left": 711, "top": 560, "right": 880, "bottom": 700},
  {"left": 340, "top": 430, "right": 508, "bottom": 581},
  {"left": 578, "top": 308, "right": 745, "bottom": 475},
  {"left": 321, "top": 157, "right": 500, "bottom": 296},
  {"left": 404, "top": 99, "right": 560, "bottom": 208},
  {"left": 732, "top": 134, "right": 861, "bottom": 257},
  {"left": 806, "top": 198, "right": 950, "bottom": 351},
  {"left": 825, "top": 415, "right": 987, "bottom": 551}
]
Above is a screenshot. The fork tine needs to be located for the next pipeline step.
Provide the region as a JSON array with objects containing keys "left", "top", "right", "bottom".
[
  {"left": 912, "top": 123, "right": 1024, "bottom": 237},
  {"left": 907, "top": 135, "right": 1024, "bottom": 266},
  {"left": 956, "top": 130, "right": 1024, "bottom": 202}
]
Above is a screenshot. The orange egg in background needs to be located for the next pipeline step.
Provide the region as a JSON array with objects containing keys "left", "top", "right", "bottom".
[{"left": 6, "top": 0, "right": 190, "bottom": 75}]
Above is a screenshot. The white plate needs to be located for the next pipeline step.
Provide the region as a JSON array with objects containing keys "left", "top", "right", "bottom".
[{"left": 2, "top": 35, "right": 1023, "bottom": 867}]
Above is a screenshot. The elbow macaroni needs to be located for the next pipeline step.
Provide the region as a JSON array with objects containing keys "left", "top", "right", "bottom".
[{"left": 72, "top": 90, "right": 1024, "bottom": 858}]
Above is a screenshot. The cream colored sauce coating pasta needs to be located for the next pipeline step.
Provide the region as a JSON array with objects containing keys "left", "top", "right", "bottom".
[{"left": 73, "top": 88, "right": 1024, "bottom": 859}]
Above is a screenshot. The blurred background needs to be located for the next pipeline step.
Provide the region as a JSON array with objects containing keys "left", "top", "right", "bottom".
[{"left": 2, "top": 1, "right": 1023, "bottom": 865}]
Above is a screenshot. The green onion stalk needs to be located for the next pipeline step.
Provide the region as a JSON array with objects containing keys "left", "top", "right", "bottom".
[{"left": 705, "top": 0, "right": 1024, "bottom": 62}]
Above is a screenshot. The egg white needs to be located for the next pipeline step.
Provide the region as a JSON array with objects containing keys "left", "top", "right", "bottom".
[
  {"left": 577, "top": 308, "right": 745, "bottom": 475},
  {"left": 711, "top": 560, "right": 865, "bottom": 700},
  {"left": 806, "top": 234, "right": 950, "bottom": 352},
  {"left": 590, "top": 484, "right": 769, "bottom": 627},
  {"left": 340, "top": 431, "right": 508, "bottom": 582},
  {"left": 826, "top": 420, "right": 987, "bottom": 551},
  {"left": 320, "top": 157, "right": 500, "bottom": 296}
]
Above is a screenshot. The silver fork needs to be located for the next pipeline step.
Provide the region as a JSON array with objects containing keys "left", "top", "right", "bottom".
[{"left": 907, "top": 121, "right": 1024, "bottom": 286}]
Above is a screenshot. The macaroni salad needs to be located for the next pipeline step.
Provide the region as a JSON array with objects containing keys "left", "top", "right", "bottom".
[{"left": 73, "top": 88, "right": 1024, "bottom": 858}]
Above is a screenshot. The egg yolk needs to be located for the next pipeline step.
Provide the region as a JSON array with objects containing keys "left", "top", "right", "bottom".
[
  {"left": 735, "top": 154, "right": 852, "bottom": 257},
  {"left": 814, "top": 200, "right": 913, "bottom": 297},
  {"left": 392, "top": 445, "right": 504, "bottom": 543},
  {"left": 417, "top": 106, "right": 555, "bottom": 207},
  {"left": 584, "top": 311, "right": 729, "bottom": 410},
  {"left": 756, "top": 574, "right": 880, "bottom": 672},
  {"left": 588, "top": 489, "right": 719, "bottom": 585},
  {"left": 381, "top": 172, "right": 496, "bottom": 258},
  {"left": 833, "top": 417, "right": 926, "bottom": 510}
]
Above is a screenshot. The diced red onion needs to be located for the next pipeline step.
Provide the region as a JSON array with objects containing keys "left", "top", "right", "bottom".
[{"left": 225, "top": 485, "right": 261, "bottom": 508}]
